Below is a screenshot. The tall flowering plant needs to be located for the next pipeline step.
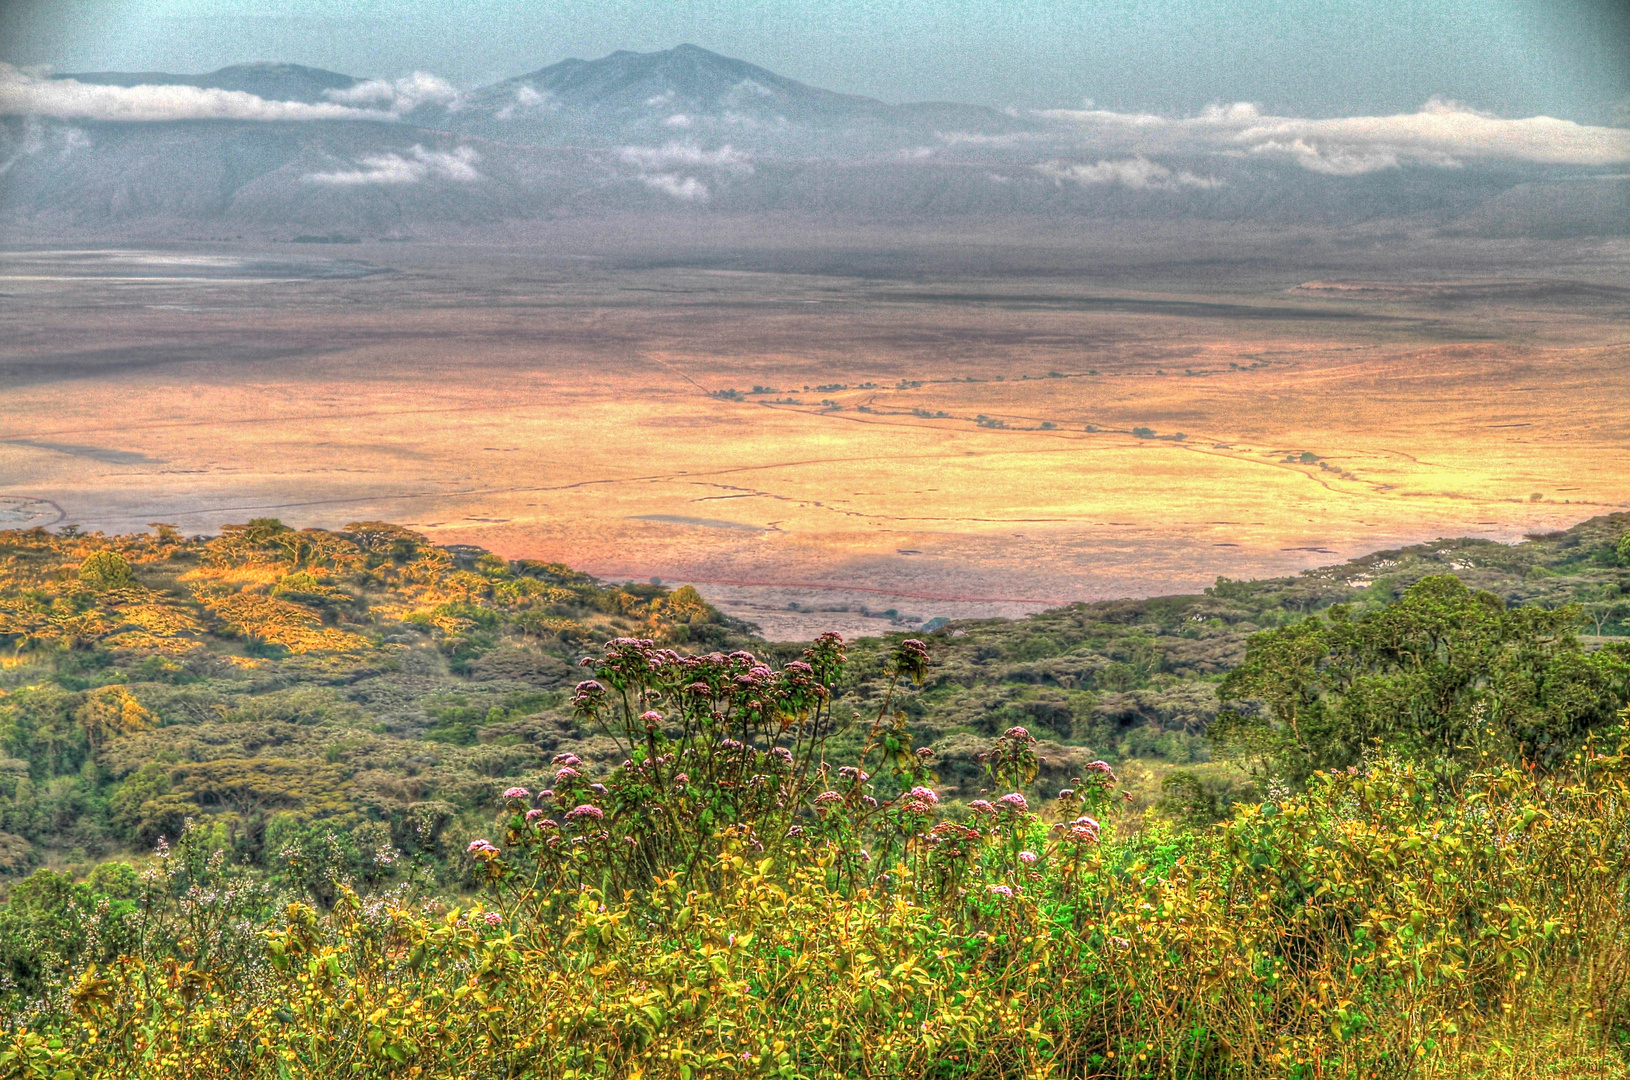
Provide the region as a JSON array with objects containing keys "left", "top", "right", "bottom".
[{"left": 475, "top": 635, "right": 966, "bottom": 906}]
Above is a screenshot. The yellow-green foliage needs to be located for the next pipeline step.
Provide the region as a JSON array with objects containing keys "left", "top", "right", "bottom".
[
  {"left": 12, "top": 749, "right": 1630, "bottom": 1079},
  {"left": 0, "top": 520, "right": 729, "bottom": 664}
]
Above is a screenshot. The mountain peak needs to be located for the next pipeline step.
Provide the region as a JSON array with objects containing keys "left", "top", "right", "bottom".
[{"left": 503, "top": 44, "right": 885, "bottom": 118}]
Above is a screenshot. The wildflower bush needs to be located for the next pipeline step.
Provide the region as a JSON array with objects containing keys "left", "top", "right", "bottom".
[{"left": 4, "top": 636, "right": 1630, "bottom": 1079}]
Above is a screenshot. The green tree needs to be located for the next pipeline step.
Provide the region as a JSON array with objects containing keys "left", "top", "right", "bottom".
[
  {"left": 1214, "top": 575, "right": 1630, "bottom": 780},
  {"left": 76, "top": 551, "right": 133, "bottom": 591}
]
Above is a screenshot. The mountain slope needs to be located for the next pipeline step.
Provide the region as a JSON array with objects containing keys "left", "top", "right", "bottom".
[{"left": 448, "top": 43, "right": 1025, "bottom": 153}]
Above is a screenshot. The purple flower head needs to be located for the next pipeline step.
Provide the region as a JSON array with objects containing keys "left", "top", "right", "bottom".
[
  {"left": 673, "top": 772, "right": 689, "bottom": 785},
  {"left": 524, "top": 809, "right": 547, "bottom": 824},
  {"left": 786, "top": 825, "right": 805, "bottom": 838},
  {"left": 1069, "top": 815, "right": 1101, "bottom": 843},
  {"left": 483, "top": 912, "right": 502, "bottom": 926},
  {"left": 571, "top": 680, "right": 605, "bottom": 709},
  {"left": 997, "top": 792, "right": 1029, "bottom": 814},
  {"left": 1019, "top": 850, "right": 1039, "bottom": 866},
  {"left": 719, "top": 738, "right": 745, "bottom": 751},
  {"left": 589, "top": 783, "right": 607, "bottom": 796},
  {"left": 837, "top": 766, "right": 869, "bottom": 783},
  {"left": 861, "top": 795, "right": 878, "bottom": 809},
  {"left": 640, "top": 710, "right": 663, "bottom": 724},
  {"left": 551, "top": 752, "right": 582, "bottom": 768},
  {"left": 540, "top": 789, "right": 555, "bottom": 801},
  {"left": 814, "top": 790, "right": 844, "bottom": 807},
  {"left": 988, "top": 884, "right": 1015, "bottom": 899},
  {"left": 770, "top": 746, "right": 795, "bottom": 767},
  {"left": 554, "top": 766, "right": 581, "bottom": 784},
  {"left": 687, "top": 681, "right": 712, "bottom": 696},
  {"left": 967, "top": 799, "right": 997, "bottom": 816},
  {"left": 1056, "top": 788, "right": 1075, "bottom": 800},
  {"left": 1003, "top": 726, "right": 1031, "bottom": 741},
  {"left": 467, "top": 839, "right": 499, "bottom": 858},
  {"left": 565, "top": 804, "right": 604, "bottom": 822},
  {"left": 502, "top": 787, "right": 531, "bottom": 800},
  {"left": 915, "top": 746, "right": 935, "bottom": 760},
  {"left": 909, "top": 786, "right": 940, "bottom": 805}
]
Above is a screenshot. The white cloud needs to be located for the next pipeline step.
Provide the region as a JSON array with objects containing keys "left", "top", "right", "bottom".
[
  {"left": 1245, "top": 138, "right": 1423, "bottom": 176},
  {"left": 663, "top": 114, "right": 693, "bottom": 128},
  {"left": 325, "top": 72, "right": 461, "bottom": 114},
  {"left": 1036, "top": 156, "right": 1222, "bottom": 190},
  {"left": 303, "top": 144, "right": 481, "bottom": 186},
  {"left": 618, "top": 142, "right": 753, "bottom": 174},
  {"left": 0, "top": 63, "right": 385, "bottom": 122},
  {"left": 1039, "top": 99, "right": 1630, "bottom": 173},
  {"left": 639, "top": 173, "right": 708, "bottom": 201},
  {"left": 495, "top": 84, "right": 554, "bottom": 120},
  {"left": 618, "top": 144, "right": 749, "bottom": 202}
]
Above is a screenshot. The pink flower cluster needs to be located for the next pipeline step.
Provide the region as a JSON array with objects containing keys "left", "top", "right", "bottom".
[
  {"left": 997, "top": 792, "right": 1029, "bottom": 814},
  {"left": 1083, "top": 760, "right": 1118, "bottom": 783},
  {"left": 1055, "top": 815, "right": 1100, "bottom": 844},
  {"left": 502, "top": 787, "right": 531, "bottom": 800}
]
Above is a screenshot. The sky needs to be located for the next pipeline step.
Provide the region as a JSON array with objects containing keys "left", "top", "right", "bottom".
[{"left": 0, "top": 0, "right": 1627, "bottom": 124}]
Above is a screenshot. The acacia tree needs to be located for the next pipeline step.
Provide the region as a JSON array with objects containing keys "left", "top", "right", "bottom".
[{"left": 1214, "top": 574, "right": 1630, "bottom": 780}]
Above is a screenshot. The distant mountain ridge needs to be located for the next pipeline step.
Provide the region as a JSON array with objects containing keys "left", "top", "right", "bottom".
[
  {"left": 3, "top": 45, "right": 1625, "bottom": 238},
  {"left": 58, "top": 62, "right": 361, "bottom": 105}
]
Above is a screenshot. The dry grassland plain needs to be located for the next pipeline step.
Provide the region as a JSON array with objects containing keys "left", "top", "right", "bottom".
[{"left": 2, "top": 218, "right": 1626, "bottom": 637}]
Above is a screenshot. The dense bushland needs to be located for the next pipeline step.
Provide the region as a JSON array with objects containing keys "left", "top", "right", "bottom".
[
  {"left": 3, "top": 513, "right": 1627, "bottom": 889},
  {"left": 2, "top": 516, "right": 1630, "bottom": 1076},
  {"left": 2, "top": 635, "right": 1629, "bottom": 1077}
]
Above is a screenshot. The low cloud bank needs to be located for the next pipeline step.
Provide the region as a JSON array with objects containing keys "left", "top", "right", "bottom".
[
  {"left": 325, "top": 73, "right": 462, "bottom": 115},
  {"left": 304, "top": 145, "right": 481, "bottom": 185},
  {"left": 1036, "top": 98, "right": 1630, "bottom": 174},
  {"left": 618, "top": 142, "right": 752, "bottom": 173},
  {"left": 618, "top": 142, "right": 755, "bottom": 202},
  {"left": 0, "top": 63, "right": 385, "bottom": 122},
  {"left": 1036, "top": 156, "right": 1222, "bottom": 190},
  {"left": 638, "top": 173, "right": 709, "bottom": 201}
]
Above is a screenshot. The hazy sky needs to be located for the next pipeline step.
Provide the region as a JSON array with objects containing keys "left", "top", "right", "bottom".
[{"left": 2, "top": 0, "right": 1627, "bottom": 122}]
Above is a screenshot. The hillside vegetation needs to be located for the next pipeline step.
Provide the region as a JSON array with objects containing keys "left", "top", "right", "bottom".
[{"left": 1, "top": 514, "right": 1629, "bottom": 1077}]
